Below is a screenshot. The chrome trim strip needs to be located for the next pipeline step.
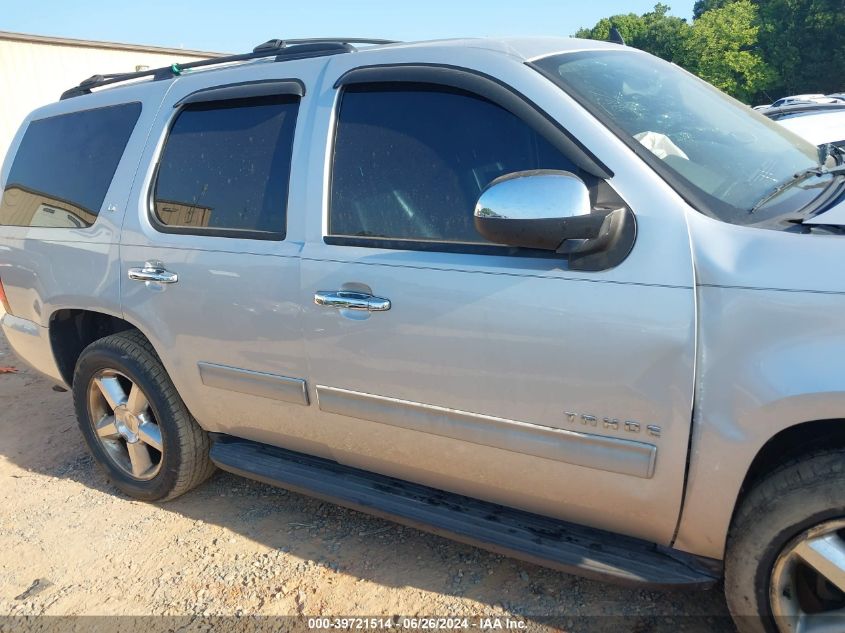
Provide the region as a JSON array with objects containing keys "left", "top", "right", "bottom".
[
  {"left": 198, "top": 362, "right": 309, "bottom": 406},
  {"left": 316, "top": 386, "right": 657, "bottom": 479}
]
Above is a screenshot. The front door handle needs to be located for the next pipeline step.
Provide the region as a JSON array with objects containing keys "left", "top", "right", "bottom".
[
  {"left": 314, "top": 290, "right": 390, "bottom": 312},
  {"left": 128, "top": 261, "right": 178, "bottom": 284}
]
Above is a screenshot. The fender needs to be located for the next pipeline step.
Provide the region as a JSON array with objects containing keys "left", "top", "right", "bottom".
[{"left": 675, "top": 209, "right": 845, "bottom": 559}]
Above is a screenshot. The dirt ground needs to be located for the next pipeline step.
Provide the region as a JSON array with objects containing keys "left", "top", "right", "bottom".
[{"left": 0, "top": 330, "right": 737, "bottom": 633}]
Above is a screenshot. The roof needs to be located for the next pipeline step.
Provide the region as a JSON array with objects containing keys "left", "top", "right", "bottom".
[
  {"left": 0, "top": 30, "right": 224, "bottom": 58},
  {"left": 366, "top": 36, "right": 629, "bottom": 60}
]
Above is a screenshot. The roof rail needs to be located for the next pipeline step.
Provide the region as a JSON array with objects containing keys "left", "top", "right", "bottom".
[
  {"left": 253, "top": 38, "right": 397, "bottom": 52},
  {"left": 60, "top": 37, "right": 399, "bottom": 100}
]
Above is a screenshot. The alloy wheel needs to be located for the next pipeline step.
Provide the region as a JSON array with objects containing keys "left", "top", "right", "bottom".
[
  {"left": 86, "top": 369, "right": 163, "bottom": 480},
  {"left": 770, "top": 519, "right": 845, "bottom": 632}
]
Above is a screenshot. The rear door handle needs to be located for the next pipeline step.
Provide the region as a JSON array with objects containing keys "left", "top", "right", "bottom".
[
  {"left": 128, "top": 261, "right": 178, "bottom": 284},
  {"left": 314, "top": 290, "right": 390, "bottom": 312}
]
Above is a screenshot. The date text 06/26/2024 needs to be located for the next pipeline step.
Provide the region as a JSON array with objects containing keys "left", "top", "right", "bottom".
[{"left": 306, "top": 617, "right": 528, "bottom": 630}]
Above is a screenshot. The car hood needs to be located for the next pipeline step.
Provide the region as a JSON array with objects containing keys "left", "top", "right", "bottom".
[{"left": 777, "top": 113, "right": 845, "bottom": 146}]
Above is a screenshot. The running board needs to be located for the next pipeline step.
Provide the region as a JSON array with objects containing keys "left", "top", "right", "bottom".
[{"left": 209, "top": 436, "right": 720, "bottom": 588}]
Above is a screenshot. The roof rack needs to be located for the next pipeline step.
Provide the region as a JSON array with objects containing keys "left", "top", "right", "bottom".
[{"left": 60, "top": 37, "right": 399, "bottom": 100}]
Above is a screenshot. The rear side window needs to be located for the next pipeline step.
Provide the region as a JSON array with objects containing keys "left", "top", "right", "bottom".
[
  {"left": 153, "top": 95, "right": 299, "bottom": 240},
  {"left": 0, "top": 102, "right": 141, "bottom": 228},
  {"left": 330, "top": 85, "right": 576, "bottom": 244}
]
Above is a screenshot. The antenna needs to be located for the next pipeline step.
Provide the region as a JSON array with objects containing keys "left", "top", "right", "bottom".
[{"left": 609, "top": 26, "right": 626, "bottom": 46}]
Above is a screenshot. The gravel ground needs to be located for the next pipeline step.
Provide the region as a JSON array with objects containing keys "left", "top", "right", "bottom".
[{"left": 0, "top": 332, "right": 736, "bottom": 633}]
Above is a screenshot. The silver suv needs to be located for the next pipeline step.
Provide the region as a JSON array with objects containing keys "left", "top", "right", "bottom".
[{"left": 3, "top": 36, "right": 845, "bottom": 633}]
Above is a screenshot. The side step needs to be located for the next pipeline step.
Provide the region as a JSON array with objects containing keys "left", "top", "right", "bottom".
[{"left": 210, "top": 436, "right": 720, "bottom": 588}]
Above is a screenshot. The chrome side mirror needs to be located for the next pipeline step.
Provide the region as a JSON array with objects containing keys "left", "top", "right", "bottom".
[{"left": 474, "top": 170, "right": 603, "bottom": 251}]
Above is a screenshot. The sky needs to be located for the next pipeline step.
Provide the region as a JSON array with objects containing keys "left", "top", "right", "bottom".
[{"left": 4, "top": 1, "right": 697, "bottom": 53}]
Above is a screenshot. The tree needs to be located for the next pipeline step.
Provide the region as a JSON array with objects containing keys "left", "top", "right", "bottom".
[
  {"left": 692, "top": 0, "right": 733, "bottom": 19},
  {"left": 574, "top": 1, "right": 776, "bottom": 102},
  {"left": 574, "top": 3, "right": 690, "bottom": 64},
  {"left": 751, "top": 0, "right": 845, "bottom": 97},
  {"left": 576, "top": 0, "right": 845, "bottom": 103},
  {"left": 682, "top": 0, "right": 774, "bottom": 102},
  {"left": 641, "top": 3, "right": 693, "bottom": 61}
]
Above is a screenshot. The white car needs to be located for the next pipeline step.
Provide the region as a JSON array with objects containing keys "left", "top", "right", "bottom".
[
  {"left": 763, "top": 102, "right": 845, "bottom": 149},
  {"left": 766, "top": 94, "right": 843, "bottom": 108}
]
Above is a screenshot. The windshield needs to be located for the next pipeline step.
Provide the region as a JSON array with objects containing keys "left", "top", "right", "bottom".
[{"left": 533, "top": 50, "right": 831, "bottom": 225}]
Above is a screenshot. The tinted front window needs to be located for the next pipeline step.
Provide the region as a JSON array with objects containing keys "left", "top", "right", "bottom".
[
  {"left": 154, "top": 95, "right": 299, "bottom": 238},
  {"left": 534, "top": 51, "right": 825, "bottom": 224},
  {"left": 330, "top": 85, "right": 575, "bottom": 243},
  {"left": 0, "top": 103, "right": 141, "bottom": 228}
]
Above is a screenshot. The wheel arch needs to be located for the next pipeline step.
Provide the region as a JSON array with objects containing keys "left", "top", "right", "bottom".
[
  {"left": 48, "top": 308, "right": 154, "bottom": 386},
  {"left": 675, "top": 408, "right": 845, "bottom": 560},
  {"left": 737, "top": 418, "right": 845, "bottom": 504}
]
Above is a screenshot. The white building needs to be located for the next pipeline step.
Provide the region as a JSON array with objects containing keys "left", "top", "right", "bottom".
[{"left": 0, "top": 31, "right": 221, "bottom": 158}]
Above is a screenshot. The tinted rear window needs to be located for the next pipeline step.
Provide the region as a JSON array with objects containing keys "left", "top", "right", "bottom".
[
  {"left": 152, "top": 95, "right": 299, "bottom": 239},
  {"left": 0, "top": 102, "right": 141, "bottom": 228}
]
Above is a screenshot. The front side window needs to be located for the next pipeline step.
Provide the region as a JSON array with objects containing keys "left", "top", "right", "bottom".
[
  {"left": 0, "top": 102, "right": 141, "bottom": 228},
  {"left": 330, "top": 84, "right": 576, "bottom": 245},
  {"left": 153, "top": 95, "right": 299, "bottom": 239},
  {"left": 533, "top": 51, "right": 828, "bottom": 226}
]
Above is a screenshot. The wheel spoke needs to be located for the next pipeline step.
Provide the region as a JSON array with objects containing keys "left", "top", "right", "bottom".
[
  {"left": 137, "top": 419, "right": 163, "bottom": 452},
  {"left": 795, "top": 533, "right": 845, "bottom": 594},
  {"left": 94, "top": 376, "right": 127, "bottom": 411},
  {"left": 95, "top": 415, "right": 120, "bottom": 439},
  {"left": 126, "top": 384, "right": 149, "bottom": 416},
  {"left": 126, "top": 442, "right": 153, "bottom": 478}
]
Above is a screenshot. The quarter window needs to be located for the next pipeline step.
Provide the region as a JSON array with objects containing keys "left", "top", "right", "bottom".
[
  {"left": 153, "top": 95, "right": 299, "bottom": 239},
  {"left": 330, "top": 84, "right": 576, "bottom": 244},
  {"left": 0, "top": 102, "right": 141, "bottom": 228}
]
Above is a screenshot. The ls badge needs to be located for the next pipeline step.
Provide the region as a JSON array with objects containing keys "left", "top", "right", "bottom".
[{"left": 564, "top": 411, "right": 661, "bottom": 438}]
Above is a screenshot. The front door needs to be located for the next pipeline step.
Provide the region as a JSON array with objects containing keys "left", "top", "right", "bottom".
[{"left": 298, "top": 61, "right": 698, "bottom": 545}]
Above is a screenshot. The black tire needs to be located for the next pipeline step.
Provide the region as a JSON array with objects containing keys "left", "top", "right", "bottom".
[
  {"left": 724, "top": 450, "right": 845, "bottom": 633},
  {"left": 72, "top": 329, "right": 215, "bottom": 501}
]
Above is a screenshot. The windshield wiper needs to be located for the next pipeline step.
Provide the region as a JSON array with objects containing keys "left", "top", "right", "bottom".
[{"left": 749, "top": 164, "right": 845, "bottom": 214}]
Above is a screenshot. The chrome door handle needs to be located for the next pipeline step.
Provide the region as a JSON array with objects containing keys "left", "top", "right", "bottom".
[
  {"left": 314, "top": 290, "right": 391, "bottom": 312},
  {"left": 128, "top": 261, "right": 178, "bottom": 284}
]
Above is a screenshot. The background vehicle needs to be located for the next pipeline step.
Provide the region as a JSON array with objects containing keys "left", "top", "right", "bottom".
[
  {"left": 762, "top": 102, "right": 845, "bottom": 150},
  {"left": 758, "top": 93, "right": 844, "bottom": 109},
  {"left": 3, "top": 36, "right": 845, "bottom": 633}
]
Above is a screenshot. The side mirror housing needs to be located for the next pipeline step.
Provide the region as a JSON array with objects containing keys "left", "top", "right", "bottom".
[{"left": 474, "top": 171, "right": 634, "bottom": 266}]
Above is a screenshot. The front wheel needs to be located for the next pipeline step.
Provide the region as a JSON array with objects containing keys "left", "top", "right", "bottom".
[
  {"left": 725, "top": 450, "right": 845, "bottom": 633},
  {"left": 72, "top": 329, "right": 215, "bottom": 501}
]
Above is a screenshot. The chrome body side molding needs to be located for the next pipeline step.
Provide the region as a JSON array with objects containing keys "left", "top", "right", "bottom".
[
  {"left": 316, "top": 386, "right": 657, "bottom": 479},
  {"left": 198, "top": 362, "right": 309, "bottom": 406}
]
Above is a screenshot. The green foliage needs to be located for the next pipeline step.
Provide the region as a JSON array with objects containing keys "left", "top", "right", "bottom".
[
  {"left": 682, "top": 0, "right": 774, "bottom": 102},
  {"left": 573, "top": 1, "right": 845, "bottom": 103},
  {"left": 574, "top": 3, "right": 690, "bottom": 63},
  {"left": 752, "top": 0, "right": 845, "bottom": 97},
  {"left": 692, "top": 0, "right": 732, "bottom": 20}
]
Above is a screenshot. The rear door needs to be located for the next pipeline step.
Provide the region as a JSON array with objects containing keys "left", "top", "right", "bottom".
[
  {"left": 296, "top": 52, "right": 698, "bottom": 545},
  {"left": 120, "top": 60, "right": 321, "bottom": 449}
]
